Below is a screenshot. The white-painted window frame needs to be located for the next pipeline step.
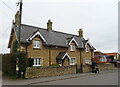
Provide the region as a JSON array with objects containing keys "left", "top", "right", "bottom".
[
  {"left": 70, "top": 58, "right": 76, "bottom": 65},
  {"left": 85, "top": 58, "right": 90, "bottom": 64},
  {"left": 33, "top": 40, "right": 40, "bottom": 48},
  {"left": 70, "top": 44, "right": 75, "bottom": 51},
  {"left": 33, "top": 58, "right": 41, "bottom": 66},
  {"left": 86, "top": 46, "right": 89, "bottom": 52}
]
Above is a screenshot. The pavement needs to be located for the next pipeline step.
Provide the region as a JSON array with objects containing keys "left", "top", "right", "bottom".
[
  {"left": 2, "top": 68, "right": 119, "bottom": 85},
  {"left": 0, "top": 71, "right": 2, "bottom": 86}
]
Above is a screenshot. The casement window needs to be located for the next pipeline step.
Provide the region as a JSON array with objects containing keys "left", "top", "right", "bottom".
[
  {"left": 85, "top": 58, "right": 90, "bottom": 64},
  {"left": 70, "top": 58, "right": 76, "bottom": 65},
  {"left": 86, "top": 46, "right": 89, "bottom": 52},
  {"left": 33, "top": 40, "right": 40, "bottom": 48},
  {"left": 33, "top": 58, "right": 41, "bottom": 66},
  {"left": 70, "top": 45, "right": 75, "bottom": 51}
]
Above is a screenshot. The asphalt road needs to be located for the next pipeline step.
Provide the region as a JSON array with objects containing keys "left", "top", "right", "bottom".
[
  {"left": 2, "top": 69, "right": 119, "bottom": 85},
  {"left": 32, "top": 70, "right": 118, "bottom": 85}
]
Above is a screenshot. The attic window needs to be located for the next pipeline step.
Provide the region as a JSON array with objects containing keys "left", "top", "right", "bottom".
[
  {"left": 70, "top": 44, "right": 75, "bottom": 51},
  {"left": 33, "top": 40, "right": 40, "bottom": 48},
  {"left": 86, "top": 46, "right": 89, "bottom": 52}
]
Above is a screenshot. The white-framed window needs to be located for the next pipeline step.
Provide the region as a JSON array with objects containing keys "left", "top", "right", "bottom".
[
  {"left": 70, "top": 45, "right": 75, "bottom": 51},
  {"left": 33, "top": 58, "right": 41, "bottom": 66},
  {"left": 86, "top": 46, "right": 89, "bottom": 52},
  {"left": 33, "top": 40, "right": 40, "bottom": 48},
  {"left": 85, "top": 58, "right": 90, "bottom": 64},
  {"left": 70, "top": 58, "right": 76, "bottom": 65},
  {"left": 66, "top": 40, "right": 68, "bottom": 45}
]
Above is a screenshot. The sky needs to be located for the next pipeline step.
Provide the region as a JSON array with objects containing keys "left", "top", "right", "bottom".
[{"left": 0, "top": 0, "right": 119, "bottom": 54}]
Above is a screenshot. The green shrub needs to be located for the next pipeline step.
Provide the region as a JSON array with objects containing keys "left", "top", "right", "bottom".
[
  {"left": 11, "top": 40, "right": 18, "bottom": 53},
  {"left": 76, "top": 69, "right": 80, "bottom": 73},
  {"left": 2, "top": 52, "right": 28, "bottom": 78},
  {"left": 16, "top": 52, "right": 27, "bottom": 72},
  {"left": 50, "top": 64, "right": 60, "bottom": 67},
  {"left": 27, "top": 58, "right": 34, "bottom": 67}
]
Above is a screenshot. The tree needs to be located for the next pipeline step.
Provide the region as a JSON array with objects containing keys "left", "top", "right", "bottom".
[{"left": 11, "top": 40, "right": 18, "bottom": 53}]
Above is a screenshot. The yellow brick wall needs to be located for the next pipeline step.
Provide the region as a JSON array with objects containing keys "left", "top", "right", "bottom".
[
  {"left": 10, "top": 31, "right": 94, "bottom": 67},
  {"left": 67, "top": 42, "right": 80, "bottom": 66},
  {"left": 50, "top": 47, "right": 67, "bottom": 64},
  {"left": 27, "top": 37, "right": 49, "bottom": 66},
  {"left": 81, "top": 46, "right": 94, "bottom": 65}
]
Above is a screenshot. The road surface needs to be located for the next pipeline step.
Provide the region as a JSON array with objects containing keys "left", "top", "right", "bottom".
[
  {"left": 32, "top": 69, "right": 118, "bottom": 85},
  {"left": 2, "top": 69, "right": 118, "bottom": 85}
]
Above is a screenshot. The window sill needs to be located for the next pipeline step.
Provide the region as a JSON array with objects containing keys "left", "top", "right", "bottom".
[
  {"left": 70, "top": 64, "right": 75, "bottom": 65},
  {"left": 33, "top": 65, "right": 41, "bottom": 67},
  {"left": 70, "top": 50, "right": 75, "bottom": 52},
  {"left": 33, "top": 48, "right": 41, "bottom": 50}
]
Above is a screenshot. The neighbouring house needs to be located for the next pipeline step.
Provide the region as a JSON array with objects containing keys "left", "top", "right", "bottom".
[
  {"left": 94, "top": 51, "right": 108, "bottom": 63},
  {"left": 8, "top": 11, "right": 95, "bottom": 69},
  {"left": 103, "top": 52, "right": 120, "bottom": 61}
]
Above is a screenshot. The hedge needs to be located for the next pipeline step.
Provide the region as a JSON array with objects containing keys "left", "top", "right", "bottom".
[
  {"left": 2, "top": 52, "right": 30, "bottom": 77},
  {"left": 2, "top": 52, "right": 36, "bottom": 78},
  {"left": 2, "top": 53, "right": 16, "bottom": 76}
]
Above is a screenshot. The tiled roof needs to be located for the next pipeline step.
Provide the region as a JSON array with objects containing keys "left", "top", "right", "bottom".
[
  {"left": 103, "top": 53, "right": 118, "bottom": 56},
  {"left": 12, "top": 23, "right": 95, "bottom": 50}
]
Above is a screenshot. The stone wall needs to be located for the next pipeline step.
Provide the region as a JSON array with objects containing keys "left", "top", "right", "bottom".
[
  {"left": 82, "top": 63, "right": 115, "bottom": 73},
  {"left": 98, "top": 63, "right": 115, "bottom": 71},
  {"left": 25, "top": 65, "right": 76, "bottom": 78},
  {"left": 82, "top": 65, "right": 92, "bottom": 73}
]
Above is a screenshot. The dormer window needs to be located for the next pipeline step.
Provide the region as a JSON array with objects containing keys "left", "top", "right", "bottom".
[
  {"left": 86, "top": 46, "right": 89, "bottom": 52},
  {"left": 33, "top": 40, "right": 40, "bottom": 48},
  {"left": 70, "top": 44, "right": 75, "bottom": 51}
]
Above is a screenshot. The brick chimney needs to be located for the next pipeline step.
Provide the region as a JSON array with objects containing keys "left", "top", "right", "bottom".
[
  {"left": 78, "top": 28, "right": 83, "bottom": 37},
  {"left": 47, "top": 20, "right": 52, "bottom": 32},
  {"left": 15, "top": 11, "right": 20, "bottom": 27}
]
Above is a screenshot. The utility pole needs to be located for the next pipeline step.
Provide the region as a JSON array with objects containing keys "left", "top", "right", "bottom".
[
  {"left": 16, "top": 0, "right": 23, "bottom": 78},
  {"left": 18, "top": 0, "right": 23, "bottom": 52}
]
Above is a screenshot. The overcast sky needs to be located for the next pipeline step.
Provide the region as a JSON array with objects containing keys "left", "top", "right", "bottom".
[{"left": 0, "top": 0, "right": 119, "bottom": 54}]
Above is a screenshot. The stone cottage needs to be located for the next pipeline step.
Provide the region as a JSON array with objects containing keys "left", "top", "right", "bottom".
[{"left": 8, "top": 11, "right": 95, "bottom": 69}]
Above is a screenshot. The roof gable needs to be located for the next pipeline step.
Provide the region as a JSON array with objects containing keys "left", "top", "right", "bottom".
[
  {"left": 56, "top": 52, "right": 71, "bottom": 60},
  {"left": 68, "top": 37, "right": 78, "bottom": 46},
  {"left": 84, "top": 40, "right": 96, "bottom": 50},
  {"left": 27, "top": 30, "right": 46, "bottom": 42}
]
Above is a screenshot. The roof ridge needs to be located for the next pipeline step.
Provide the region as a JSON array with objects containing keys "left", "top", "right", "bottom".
[
  {"left": 52, "top": 30, "right": 79, "bottom": 37},
  {"left": 21, "top": 24, "right": 47, "bottom": 30},
  {"left": 21, "top": 23, "right": 80, "bottom": 38}
]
